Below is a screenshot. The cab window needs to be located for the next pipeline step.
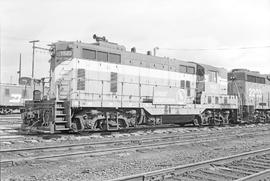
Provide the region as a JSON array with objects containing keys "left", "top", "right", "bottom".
[
  {"left": 209, "top": 71, "right": 217, "bottom": 82},
  {"left": 97, "top": 51, "right": 108, "bottom": 62},
  {"left": 82, "top": 49, "right": 96, "bottom": 59}
]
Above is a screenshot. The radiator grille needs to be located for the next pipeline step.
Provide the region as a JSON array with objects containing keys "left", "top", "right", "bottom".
[
  {"left": 110, "top": 72, "right": 117, "bottom": 93},
  {"left": 77, "top": 69, "right": 85, "bottom": 90}
]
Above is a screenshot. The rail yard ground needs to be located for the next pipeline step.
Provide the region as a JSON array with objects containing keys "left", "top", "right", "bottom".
[{"left": 0, "top": 115, "right": 270, "bottom": 181}]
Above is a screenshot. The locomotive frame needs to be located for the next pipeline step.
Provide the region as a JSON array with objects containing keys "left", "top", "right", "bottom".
[
  {"left": 228, "top": 69, "right": 270, "bottom": 123},
  {"left": 0, "top": 78, "right": 49, "bottom": 115},
  {"left": 21, "top": 35, "right": 263, "bottom": 134}
]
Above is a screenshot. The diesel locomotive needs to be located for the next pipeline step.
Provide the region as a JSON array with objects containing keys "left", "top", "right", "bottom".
[
  {"left": 0, "top": 77, "right": 48, "bottom": 114},
  {"left": 228, "top": 69, "right": 270, "bottom": 123},
  {"left": 21, "top": 35, "right": 269, "bottom": 133}
]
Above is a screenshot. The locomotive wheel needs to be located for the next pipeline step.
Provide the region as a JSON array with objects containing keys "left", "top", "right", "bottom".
[
  {"left": 42, "top": 110, "right": 51, "bottom": 127},
  {"left": 146, "top": 117, "right": 156, "bottom": 125},
  {"left": 208, "top": 117, "right": 216, "bottom": 126},
  {"left": 193, "top": 116, "right": 202, "bottom": 127},
  {"left": 193, "top": 119, "right": 201, "bottom": 127},
  {"left": 260, "top": 115, "right": 266, "bottom": 123},
  {"left": 267, "top": 116, "right": 270, "bottom": 123},
  {"left": 71, "top": 122, "right": 78, "bottom": 133},
  {"left": 98, "top": 119, "right": 129, "bottom": 130},
  {"left": 217, "top": 117, "right": 224, "bottom": 126},
  {"left": 98, "top": 120, "right": 108, "bottom": 130},
  {"left": 118, "top": 119, "right": 128, "bottom": 129},
  {"left": 214, "top": 119, "right": 221, "bottom": 126},
  {"left": 71, "top": 118, "right": 84, "bottom": 132}
]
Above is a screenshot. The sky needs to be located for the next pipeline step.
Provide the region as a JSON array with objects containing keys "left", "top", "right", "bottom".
[{"left": 0, "top": 0, "right": 270, "bottom": 84}]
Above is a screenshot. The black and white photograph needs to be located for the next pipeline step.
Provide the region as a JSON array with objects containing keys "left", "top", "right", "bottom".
[{"left": 0, "top": 0, "right": 270, "bottom": 180}]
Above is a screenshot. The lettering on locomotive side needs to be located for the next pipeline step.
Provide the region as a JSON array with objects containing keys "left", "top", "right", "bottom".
[
  {"left": 56, "top": 50, "right": 72, "bottom": 57},
  {"left": 248, "top": 88, "right": 262, "bottom": 98},
  {"left": 153, "top": 87, "right": 186, "bottom": 105},
  {"left": 9, "top": 94, "right": 22, "bottom": 103}
]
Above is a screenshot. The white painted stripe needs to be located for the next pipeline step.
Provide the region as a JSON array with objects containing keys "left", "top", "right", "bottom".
[{"left": 55, "top": 58, "right": 197, "bottom": 83}]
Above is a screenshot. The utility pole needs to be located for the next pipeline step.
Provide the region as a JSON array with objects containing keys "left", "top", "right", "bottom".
[
  {"left": 29, "top": 40, "right": 39, "bottom": 78},
  {"left": 153, "top": 47, "right": 159, "bottom": 56},
  {"left": 17, "top": 53, "right": 22, "bottom": 83},
  {"left": 0, "top": 24, "right": 2, "bottom": 83}
]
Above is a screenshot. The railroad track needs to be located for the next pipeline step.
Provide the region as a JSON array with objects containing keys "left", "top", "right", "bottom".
[
  {"left": 110, "top": 148, "right": 270, "bottom": 181},
  {"left": 1, "top": 130, "right": 269, "bottom": 167},
  {"left": 2, "top": 124, "right": 268, "bottom": 153},
  {"left": 0, "top": 125, "right": 204, "bottom": 143},
  {"left": 0, "top": 122, "right": 269, "bottom": 144}
]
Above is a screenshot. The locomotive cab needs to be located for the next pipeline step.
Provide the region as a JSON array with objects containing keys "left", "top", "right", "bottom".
[
  {"left": 194, "top": 63, "right": 238, "bottom": 125},
  {"left": 195, "top": 63, "right": 235, "bottom": 105},
  {"left": 228, "top": 69, "right": 270, "bottom": 123}
]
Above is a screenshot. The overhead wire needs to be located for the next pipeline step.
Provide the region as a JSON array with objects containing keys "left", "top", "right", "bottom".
[
  {"left": 3, "top": 34, "right": 270, "bottom": 51},
  {"left": 158, "top": 45, "right": 270, "bottom": 51},
  {"left": 1, "top": 35, "right": 52, "bottom": 44}
]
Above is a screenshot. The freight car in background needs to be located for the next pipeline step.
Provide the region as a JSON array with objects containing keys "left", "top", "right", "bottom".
[
  {"left": 228, "top": 69, "right": 270, "bottom": 123},
  {"left": 0, "top": 77, "right": 48, "bottom": 114},
  {"left": 21, "top": 35, "right": 239, "bottom": 133}
]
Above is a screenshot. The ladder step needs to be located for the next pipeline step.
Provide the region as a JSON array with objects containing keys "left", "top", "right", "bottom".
[
  {"left": 56, "top": 106, "right": 64, "bottom": 109},
  {"left": 56, "top": 110, "right": 65, "bottom": 114},
  {"left": 56, "top": 114, "right": 66, "bottom": 117},
  {"left": 59, "top": 96, "right": 67, "bottom": 99},
  {"left": 55, "top": 121, "right": 68, "bottom": 124},
  {"left": 55, "top": 117, "right": 65, "bottom": 121},
  {"left": 55, "top": 128, "right": 70, "bottom": 131},
  {"left": 55, "top": 125, "right": 69, "bottom": 131},
  {"left": 56, "top": 100, "right": 64, "bottom": 103}
]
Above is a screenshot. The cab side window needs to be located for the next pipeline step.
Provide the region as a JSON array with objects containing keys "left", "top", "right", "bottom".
[{"left": 209, "top": 71, "right": 217, "bottom": 83}]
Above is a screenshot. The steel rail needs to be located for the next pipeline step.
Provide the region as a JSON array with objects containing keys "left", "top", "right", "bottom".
[
  {"left": 2, "top": 130, "right": 270, "bottom": 167},
  {"left": 0, "top": 133, "right": 253, "bottom": 166},
  {"left": 235, "top": 169, "right": 270, "bottom": 181},
  {"left": 0, "top": 125, "right": 232, "bottom": 143},
  {"left": 1, "top": 125, "right": 267, "bottom": 153},
  {"left": 0, "top": 124, "right": 266, "bottom": 145},
  {"left": 0, "top": 125, "right": 202, "bottom": 142},
  {"left": 0, "top": 132, "right": 223, "bottom": 153},
  {"left": 109, "top": 147, "right": 270, "bottom": 181},
  {"left": 18, "top": 120, "right": 270, "bottom": 135}
]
